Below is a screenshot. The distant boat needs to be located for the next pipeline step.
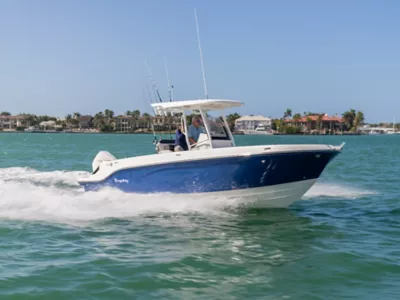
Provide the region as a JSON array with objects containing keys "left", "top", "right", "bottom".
[
  {"left": 369, "top": 130, "right": 382, "bottom": 135},
  {"left": 24, "top": 126, "right": 42, "bottom": 133},
  {"left": 386, "top": 117, "right": 399, "bottom": 135},
  {"left": 243, "top": 124, "right": 274, "bottom": 135},
  {"left": 386, "top": 130, "right": 399, "bottom": 135}
]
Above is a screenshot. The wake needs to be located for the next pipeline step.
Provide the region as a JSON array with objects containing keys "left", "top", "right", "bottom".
[
  {"left": 0, "top": 167, "right": 375, "bottom": 223},
  {"left": 304, "top": 182, "right": 376, "bottom": 199}
]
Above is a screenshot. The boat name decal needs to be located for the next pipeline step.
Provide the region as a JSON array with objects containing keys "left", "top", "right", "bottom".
[{"left": 114, "top": 178, "right": 129, "bottom": 183}]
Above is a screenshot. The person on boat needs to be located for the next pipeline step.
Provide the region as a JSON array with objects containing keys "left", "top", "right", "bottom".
[
  {"left": 188, "top": 116, "right": 204, "bottom": 145},
  {"left": 174, "top": 126, "right": 188, "bottom": 151}
]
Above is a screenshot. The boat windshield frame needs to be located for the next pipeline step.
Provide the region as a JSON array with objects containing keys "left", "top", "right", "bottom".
[
  {"left": 151, "top": 99, "right": 241, "bottom": 151},
  {"left": 172, "top": 107, "right": 235, "bottom": 150}
]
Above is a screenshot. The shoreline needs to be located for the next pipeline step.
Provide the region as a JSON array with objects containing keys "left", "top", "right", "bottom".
[{"left": 0, "top": 130, "right": 369, "bottom": 136}]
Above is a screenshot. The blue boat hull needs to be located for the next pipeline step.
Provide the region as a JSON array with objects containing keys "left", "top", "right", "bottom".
[{"left": 80, "top": 150, "right": 339, "bottom": 194}]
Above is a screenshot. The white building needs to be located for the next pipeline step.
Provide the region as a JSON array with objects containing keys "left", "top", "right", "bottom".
[
  {"left": 39, "top": 120, "right": 57, "bottom": 130},
  {"left": 0, "top": 115, "right": 28, "bottom": 130},
  {"left": 235, "top": 115, "right": 272, "bottom": 131},
  {"left": 115, "top": 115, "right": 134, "bottom": 132}
]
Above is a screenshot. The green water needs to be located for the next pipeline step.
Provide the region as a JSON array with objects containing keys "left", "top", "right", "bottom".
[{"left": 0, "top": 133, "right": 399, "bottom": 299}]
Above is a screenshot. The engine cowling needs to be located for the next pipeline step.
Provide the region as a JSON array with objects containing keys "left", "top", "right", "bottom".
[{"left": 92, "top": 151, "right": 116, "bottom": 173}]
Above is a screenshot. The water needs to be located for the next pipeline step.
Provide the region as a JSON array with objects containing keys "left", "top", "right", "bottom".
[{"left": 0, "top": 133, "right": 399, "bottom": 299}]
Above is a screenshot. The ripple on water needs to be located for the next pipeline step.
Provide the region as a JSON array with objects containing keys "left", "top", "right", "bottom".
[{"left": 0, "top": 134, "right": 400, "bottom": 299}]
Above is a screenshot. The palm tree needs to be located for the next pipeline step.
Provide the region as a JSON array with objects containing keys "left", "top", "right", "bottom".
[
  {"left": 342, "top": 109, "right": 356, "bottom": 131},
  {"left": 272, "top": 119, "right": 282, "bottom": 132},
  {"left": 65, "top": 114, "right": 72, "bottom": 128},
  {"left": 104, "top": 109, "right": 114, "bottom": 119},
  {"left": 293, "top": 113, "right": 302, "bottom": 125},
  {"left": 102, "top": 109, "right": 114, "bottom": 128},
  {"left": 73, "top": 112, "right": 81, "bottom": 119},
  {"left": 306, "top": 116, "right": 313, "bottom": 133},
  {"left": 0, "top": 111, "right": 11, "bottom": 116},
  {"left": 93, "top": 112, "right": 105, "bottom": 130},
  {"left": 226, "top": 113, "right": 241, "bottom": 131},
  {"left": 132, "top": 110, "right": 141, "bottom": 119},
  {"left": 56, "top": 119, "right": 67, "bottom": 129},
  {"left": 354, "top": 111, "right": 365, "bottom": 131},
  {"left": 293, "top": 113, "right": 301, "bottom": 120},
  {"left": 21, "top": 114, "right": 39, "bottom": 127},
  {"left": 125, "top": 110, "right": 132, "bottom": 116},
  {"left": 316, "top": 114, "right": 323, "bottom": 133},
  {"left": 283, "top": 108, "right": 292, "bottom": 119}
]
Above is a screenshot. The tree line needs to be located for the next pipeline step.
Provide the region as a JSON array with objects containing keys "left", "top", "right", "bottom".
[
  {"left": 224, "top": 109, "right": 367, "bottom": 134},
  {"left": 1, "top": 109, "right": 371, "bottom": 133},
  {"left": 1, "top": 110, "right": 157, "bottom": 132},
  {"left": 271, "top": 108, "right": 366, "bottom": 133}
]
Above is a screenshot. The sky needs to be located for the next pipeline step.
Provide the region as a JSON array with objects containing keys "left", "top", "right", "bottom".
[{"left": 1, "top": 0, "right": 400, "bottom": 122}]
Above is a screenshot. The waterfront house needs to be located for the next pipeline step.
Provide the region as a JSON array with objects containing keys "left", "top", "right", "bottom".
[
  {"left": 115, "top": 115, "right": 135, "bottom": 132},
  {"left": 78, "top": 115, "right": 93, "bottom": 129},
  {"left": 115, "top": 115, "right": 180, "bottom": 132},
  {"left": 0, "top": 115, "right": 28, "bottom": 130},
  {"left": 115, "top": 115, "right": 151, "bottom": 132},
  {"left": 235, "top": 115, "right": 272, "bottom": 131},
  {"left": 152, "top": 115, "right": 180, "bottom": 131},
  {"left": 285, "top": 114, "right": 344, "bottom": 133}
]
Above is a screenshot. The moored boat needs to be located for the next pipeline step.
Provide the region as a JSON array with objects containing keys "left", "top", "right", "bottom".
[{"left": 243, "top": 124, "right": 274, "bottom": 135}]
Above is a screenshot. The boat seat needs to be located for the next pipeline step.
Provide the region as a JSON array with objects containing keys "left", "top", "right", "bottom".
[{"left": 157, "top": 139, "right": 176, "bottom": 152}]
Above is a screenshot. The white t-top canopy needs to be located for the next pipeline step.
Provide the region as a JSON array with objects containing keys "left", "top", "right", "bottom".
[{"left": 151, "top": 99, "right": 243, "bottom": 114}]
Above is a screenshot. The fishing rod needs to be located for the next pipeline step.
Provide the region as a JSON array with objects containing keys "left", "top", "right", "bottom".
[
  {"left": 164, "top": 56, "right": 173, "bottom": 102},
  {"left": 194, "top": 8, "right": 209, "bottom": 99},
  {"left": 145, "top": 60, "right": 163, "bottom": 103},
  {"left": 142, "top": 86, "right": 158, "bottom": 145},
  {"left": 145, "top": 83, "right": 155, "bottom": 104}
]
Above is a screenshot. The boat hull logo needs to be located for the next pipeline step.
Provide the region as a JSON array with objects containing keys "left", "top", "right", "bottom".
[{"left": 114, "top": 178, "right": 129, "bottom": 184}]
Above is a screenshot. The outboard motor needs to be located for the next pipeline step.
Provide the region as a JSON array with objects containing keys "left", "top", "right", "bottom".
[{"left": 92, "top": 151, "right": 116, "bottom": 173}]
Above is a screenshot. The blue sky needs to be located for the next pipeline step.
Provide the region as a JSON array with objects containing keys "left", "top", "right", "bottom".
[{"left": 1, "top": 0, "right": 400, "bottom": 122}]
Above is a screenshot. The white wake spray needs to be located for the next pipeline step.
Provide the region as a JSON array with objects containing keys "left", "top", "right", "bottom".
[
  {"left": 304, "top": 182, "right": 376, "bottom": 199},
  {"left": 0, "top": 167, "right": 375, "bottom": 223}
]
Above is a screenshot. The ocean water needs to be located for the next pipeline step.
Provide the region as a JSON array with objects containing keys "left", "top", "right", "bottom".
[{"left": 0, "top": 133, "right": 399, "bottom": 299}]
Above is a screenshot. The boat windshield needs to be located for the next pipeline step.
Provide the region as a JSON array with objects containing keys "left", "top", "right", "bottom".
[{"left": 207, "top": 116, "right": 230, "bottom": 140}]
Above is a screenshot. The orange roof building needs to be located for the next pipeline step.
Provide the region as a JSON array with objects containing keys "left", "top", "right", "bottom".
[{"left": 284, "top": 114, "right": 344, "bottom": 132}]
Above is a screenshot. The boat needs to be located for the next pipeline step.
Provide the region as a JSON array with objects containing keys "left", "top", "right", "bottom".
[
  {"left": 24, "top": 126, "right": 40, "bottom": 133},
  {"left": 77, "top": 10, "right": 344, "bottom": 208},
  {"left": 244, "top": 124, "right": 274, "bottom": 135},
  {"left": 368, "top": 129, "right": 382, "bottom": 135},
  {"left": 77, "top": 99, "right": 344, "bottom": 207},
  {"left": 386, "top": 117, "right": 400, "bottom": 135},
  {"left": 386, "top": 130, "right": 399, "bottom": 135}
]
